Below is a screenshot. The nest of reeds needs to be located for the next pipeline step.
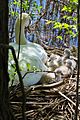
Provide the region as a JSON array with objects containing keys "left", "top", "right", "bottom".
[{"left": 9, "top": 47, "right": 80, "bottom": 120}]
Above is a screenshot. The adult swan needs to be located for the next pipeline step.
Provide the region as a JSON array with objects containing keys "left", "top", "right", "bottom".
[{"left": 9, "top": 13, "right": 48, "bottom": 86}]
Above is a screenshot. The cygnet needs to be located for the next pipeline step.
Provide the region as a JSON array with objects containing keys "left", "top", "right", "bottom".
[
  {"left": 55, "top": 59, "right": 73, "bottom": 78},
  {"left": 47, "top": 54, "right": 62, "bottom": 71},
  {"left": 62, "top": 48, "right": 77, "bottom": 70}
]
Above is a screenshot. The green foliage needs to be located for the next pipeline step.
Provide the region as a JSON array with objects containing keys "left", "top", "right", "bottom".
[
  {"left": 8, "top": 52, "right": 17, "bottom": 82},
  {"left": 33, "top": 1, "right": 42, "bottom": 13},
  {"left": 26, "top": 63, "right": 32, "bottom": 71},
  {"left": 9, "top": 0, "right": 43, "bottom": 20},
  {"left": 32, "top": 66, "right": 41, "bottom": 72},
  {"left": 70, "top": 0, "right": 78, "bottom": 3},
  {"left": 26, "top": 63, "right": 41, "bottom": 72},
  {"left": 30, "top": 1, "right": 43, "bottom": 18},
  {"left": 22, "top": 0, "right": 29, "bottom": 11},
  {"left": 9, "top": 0, "right": 29, "bottom": 16},
  {"left": 46, "top": 20, "right": 53, "bottom": 25},
  {"left": 54, "top": 22, "right": 62, "bottom": 30},
  {"left": 61, "top": 0, "right": 78, "bottom": 12},
  {"left": 56, "top": 36, "right": 62, "bottom": 40},
  {"left": 8, "top": 52, "right": 40, "bottom": 84},
  {"left": 46, "top": 0, "right": 78, "bottom": 40},
  {"left": 62, "top": 6, "right": 72, "bottom": 12},
  {"left": 63, "top": 15, "right": 77, "bottom": 21}
]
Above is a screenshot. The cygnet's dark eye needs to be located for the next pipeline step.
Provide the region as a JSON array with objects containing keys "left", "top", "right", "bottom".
[{"left": 48, "top": 58, "right": 51, "bottom": 62}]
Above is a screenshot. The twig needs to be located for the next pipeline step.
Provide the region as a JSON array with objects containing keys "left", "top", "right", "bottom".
[
  {"left": 53, "top": 88, "right": 80, "bottom": 111},
  {"left": 68, "top": 103, "right": 75, "bottom": 113},
  {"left": 30, "top": 80, "right": 64, "bottom": 90}
]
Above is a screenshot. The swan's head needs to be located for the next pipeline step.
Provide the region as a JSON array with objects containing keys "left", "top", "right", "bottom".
[
  {"left": 15, "top": 13, "right": 31, "bottom": 44},
  {"left": 19, "top": 13, "right": 31, "bottom": 27},
  {"left": 15, "top": 13, "right": 31, "bottom": 29}
]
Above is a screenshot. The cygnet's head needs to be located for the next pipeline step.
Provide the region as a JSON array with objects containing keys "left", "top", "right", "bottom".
[
  {"left": 55, "top": 69, "right": 63, "bottom": 76},
  {"left": 64, "top": 48, "right": 71, "bottom": 58},
  {"left": 47, "top": 54, "right": 56, "bottom": 66},
  {"left": 48, "top": 54, "right": 57, "bottom": 61},
  {"left": 57, "top": 57, "right": 62, "bottom": 66},
  {"left": 47, "top": 61, "right": 59, "bottom": 71},
  {"left": 47, "top": 54, "right": 62, "bottom": 71},
  {"left": 55, "top": 69, "right": 63, "bottom": 81},
  {"left": 65, "top": 59, "right": 72, "bottom": 68}
]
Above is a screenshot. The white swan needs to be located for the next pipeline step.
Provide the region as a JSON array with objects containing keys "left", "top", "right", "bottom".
[
  {"left": 9, "top": 13, "right": 49, "bottom": 86},
  {"left": 15, "top": 13, "right": 47, "bottom": 63}
]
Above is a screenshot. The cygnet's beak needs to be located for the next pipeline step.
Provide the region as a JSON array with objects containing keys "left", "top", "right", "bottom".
[
  {"left": 55, "top": 71, "right": 63, "bottom": 77},
  {"left": 53, "top": 61, "right": 58, "bottom": 66},
  {"left": 47, "top": 58, "right": 51, "bottom": 62}
]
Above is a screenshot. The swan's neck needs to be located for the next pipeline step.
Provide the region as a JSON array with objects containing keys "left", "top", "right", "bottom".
[{"left": 15, "top": 19, "right": 27, "bottom": 45}]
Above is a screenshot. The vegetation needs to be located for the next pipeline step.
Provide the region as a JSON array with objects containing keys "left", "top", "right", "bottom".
[
  {"left": 0, "top": 0, "right": 79, "bottom": 120},
  {"left": 8, "top": 0, "right": 78, "bottom": 83},
  {"left": 9, "top": 0, "right": 78, "bottom": 44}
]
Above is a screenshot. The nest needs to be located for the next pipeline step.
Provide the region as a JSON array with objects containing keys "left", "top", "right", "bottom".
[
  {"left": 9, "top": 76, "right": 80, "bottom": 120},
  {"left": 9, "top": 48, "right": 80, "bottom": 120}
]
